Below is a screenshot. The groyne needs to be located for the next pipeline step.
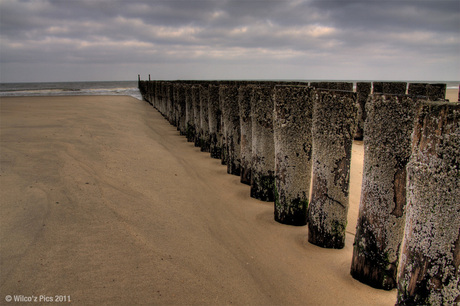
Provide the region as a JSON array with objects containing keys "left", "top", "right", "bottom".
[{"left": 138, "top": 78, "right": 459, "bottom": 303}]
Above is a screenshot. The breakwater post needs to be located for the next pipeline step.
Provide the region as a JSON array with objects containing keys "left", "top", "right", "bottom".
[
  {"left": 408, "top": 83, "right": 446, "bottom": 101},
  {"left": 200, "top": 83, "right": 211, "bottom": 152},
  {"left": 310, "top": 82, "right": 353, "bottom": 91},
  {"left": 396, "top": 101, "right": 459, "bottom": 305},
  {"left": 307, "top": 90, "right": 358, "bottom": 248},
  {"left": 185, "top": 84, "right": 195, "bottom": 142},
  {"left": 351, "top": 94, "right": 419, "bottom": 290},
  {"left": 192, "top": 85, "right": 201, "bottom": 147},
  {"left": 238, "top": 84, "right": 253, "bottom": 185},
  {"left": 220, "top": 84, "right": 241, "bottom": 175},
  {"left": 273, "top": 85, "right": 314, "bottom": 225},
  {"left": 355, "top": 82, "right": 372, "bottom": 140},
  {"left": 176, "top": 83, "right": 187, "bottom": 135},
  {"left": 251, "top": 84, "right": 276, "bottom": 201},
  {"left": 208, "top": 84, "right": 222, "bottom": 159},
  {"left": 373, "top": 82, "right": 407, "bottom": 95}
]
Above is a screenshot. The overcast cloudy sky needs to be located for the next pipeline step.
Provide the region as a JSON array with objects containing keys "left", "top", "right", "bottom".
[{"left": 0, "top": 0, "right": 459, "bottom": 82}]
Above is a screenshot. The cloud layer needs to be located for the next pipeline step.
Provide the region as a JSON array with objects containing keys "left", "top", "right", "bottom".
[{"left": 1, "top": 0, "right": 459, "bottom": 82}]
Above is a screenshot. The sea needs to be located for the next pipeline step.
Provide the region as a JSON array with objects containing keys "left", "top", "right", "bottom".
[
  {"left": 0, "top": 81, "right": 143, "bottom": 100},
  {"left": 0, "top": 80, "right": 458, "bottom": 101}
]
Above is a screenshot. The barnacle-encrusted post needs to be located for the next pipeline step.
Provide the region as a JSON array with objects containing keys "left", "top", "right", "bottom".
[
  {"left": 208, "top": 84, "right": 222, "bottom": 159},
  {"left": 220, "top": 84, "right": 241, "bottom": 175},
  {"left": 351, "top": 94, "right": 418, "bottom": 290},
  {"left": 192, "top": 85, "right": 201, "bottom": 147},
  {"left": 274, "top": 85, "right": 314, "bottom": 225},
  {"left": 308, "top": 90, "right": 358, "bottom": 248},
  {"left": 238, "top": 84, "right": 253, "bottom": 185},
  {"left": 396, "top": 101, "right": 460, "bottom": 305},
  {"left": 250, "top": 85, "right": 276, "bottom": 201},
  {"left": 200, "top": 84, "right": 211, "bottom": 152},
  {"left": 355, "top": 82, "right": 372, "bottom": 140}
]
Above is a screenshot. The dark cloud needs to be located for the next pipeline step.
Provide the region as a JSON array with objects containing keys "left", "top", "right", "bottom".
[{"left": 0, "top": 0, "right": 458, "bottom": 82}]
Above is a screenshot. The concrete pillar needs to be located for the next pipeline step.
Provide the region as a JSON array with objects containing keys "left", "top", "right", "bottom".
[
  {"left": 351, "top": 94, "right": 419, "bottom": 290},
  {"left": 200, "top": 83, "right": 211, "bottom": 152},
  {"left": 274, "top": 85, "right": 314, "bottom": 225},
  {"left": 208, "top": 84, "right": 222, "bottom": 159},
  {"left": 396, "top": 101, "right": 459, "bottom": 305},
  {"left": 373, "top": 82, "right": 407, "bottom": 95},
  {"left": 220, "top": 84, "right": 241, "bottom": 175},
  {"left": 308, "top": 90, "right": 358, "bottom": 248},
  {"left": 251, "top": 85, "right": 275, "bottom": 201},
  {"left": 192, "top": 85, "right": 201, "bottom": 147},
  {"left": 354, "top": 82, "right": 372, "bottom": 140},
  {"left": 238, "top": 85, "right": 253, "bottom": 185}
]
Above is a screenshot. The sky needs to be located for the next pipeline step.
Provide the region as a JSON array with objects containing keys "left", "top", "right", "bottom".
[{"left": 0, "top": 0, "right": 459, "bottom": 83}]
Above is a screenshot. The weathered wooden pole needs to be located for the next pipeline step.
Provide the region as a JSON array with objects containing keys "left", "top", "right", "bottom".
[
  {"left": 192, "top": 85, "right": 202, "bottom": 147},
  {"left": 307, "top": 90, "right": 358, "bottom": 248},
  {"left": 407, "top": 83, "right": 428, "bottom": 97},
  {"left": 426, "top": 83, "right": 446, "bottom": 101},
  {"left": 396, "top": 101, "right": 459, "bottom": 305},
  {"left": 185, "top": 84, "right": 195, "bottom": 142},
  {"left": 355, "top": 82, "right": 372, "bottom": 140},
  {"left": 310, "top": 82, "right": 353, "bottom": 91},
  {"left": 176, "top": 83, "right": 187, "bottom": 136},
  {"left": 208, "top": 84, "right": 222, "bottom": 159},
  {"left": 408, "top": 83, "right": 446, "bottom": 101},
  {"left": 238, "top": 84, "right": 253, "bottom": 185},
  {"left": 373, "top": 81, "right": 407, "bottom": 95},
  {"left": 273, "top": 85, "right": 314, "bottom": 225},
  {"left": 220, "top": 84, "right": 241, "bottom": 175},
  {"left": 251, "top": 85, "right": 276, "bottom": 201},
  {"left": 200, "top": 83, "right": 211, "bottom": 152},
  {"left": 351, "top": 94, "right": 419, "bottom": 290}
]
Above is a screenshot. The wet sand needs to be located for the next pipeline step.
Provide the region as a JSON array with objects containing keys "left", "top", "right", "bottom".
[{"left": 2, "top": 92, "right": 454, "bottom": 305}]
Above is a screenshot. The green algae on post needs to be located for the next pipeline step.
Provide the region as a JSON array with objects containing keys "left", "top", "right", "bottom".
[
  {"left": 273, "top": 85, "right": 314, "bottom": 226},
  {"left": 308, "top": 89, "right": 358, "bottom": 248},
  {"left": 351, "top": 94, "right": 419, "bottom": 290},
  {"left": 396, "top": 101, "right": 460, "bottom": 305}
]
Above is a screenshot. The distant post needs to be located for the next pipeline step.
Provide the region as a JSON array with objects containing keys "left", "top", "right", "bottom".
[
  {"left": 184, "top": 84, "right": 195, "bottom": 142},
  {"left": 192, "top": 86, "right": 201, "bottom": 145},
  {"left": 373, "top": 82, "right": 407, "bottom": 95},
  {"left": 274, "top": 85, "right": 314, "bottom": 225},
  {"left": 200, "top": 83, "right": 211, "bottom": 152},
  {"left": 308, "top": 90, "right": 358, "bottom": 248},
  {"left": 238, "top": 84, "right": 253, "bottom": 185},
  {"left": 351, "top": 94, "right": 419, "bottom": 290},
  {"left": 354, "top": 82, "right": 372, "bottom": 140},
  {"left": 208, "top": 84, "right": 222, "bottom": 159},
  {"left": 220, "top": 84, "right": 241, "bottom": 175},
  {"left": 397, "top": 101, "right": 459, "bottom": 305},
  {"left": 251, "top": 85, "right": 276, "bottom": 201}
]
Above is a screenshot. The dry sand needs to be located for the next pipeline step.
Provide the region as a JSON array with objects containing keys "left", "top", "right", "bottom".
[{"left": 2, "top": 91, "right": 455, "bottom": 305}]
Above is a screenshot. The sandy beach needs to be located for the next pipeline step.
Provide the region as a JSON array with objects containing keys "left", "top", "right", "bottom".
[{"left": 1, "top": 91, "right": 456, "bottom": 304}]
